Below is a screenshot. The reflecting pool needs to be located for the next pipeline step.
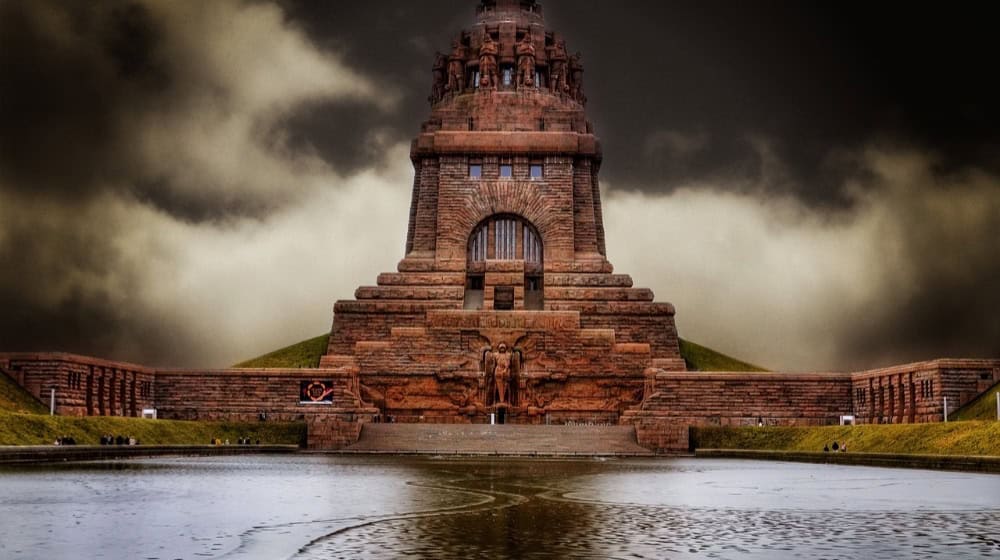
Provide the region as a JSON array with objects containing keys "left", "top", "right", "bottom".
[{"left": 1, "top": 456, "right": 998, "bottom": 559}]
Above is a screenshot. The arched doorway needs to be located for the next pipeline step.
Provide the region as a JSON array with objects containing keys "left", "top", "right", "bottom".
[{"left": 465, "top": 214, "right": 543, "bottom": 310}]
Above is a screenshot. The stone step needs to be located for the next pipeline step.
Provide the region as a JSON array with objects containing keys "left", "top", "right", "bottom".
[
  {"left": 377, "top": 272, "right": 466, "bottom": 286},
  {"left": 544, "top": 287, "right": 654, "bottom": 301},
  {"left": 355, "top": 286, "right": 465, "bottom": 300},
  {"left": 343, "top": 423, "right": 653, "bottom": 456}
]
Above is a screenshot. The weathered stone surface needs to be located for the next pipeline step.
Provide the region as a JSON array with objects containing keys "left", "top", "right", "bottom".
[
  {"left": 321, "top": 0, "right": 687, "bottom": 425},
  {"left": 0, "top": 353, "right": 155, "bottom": 417}
]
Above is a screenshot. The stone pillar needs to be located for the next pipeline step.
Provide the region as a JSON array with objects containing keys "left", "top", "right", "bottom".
[
  {"left": 130, "top": 374, "right": 137, "bottom": 417},
  {"left": 85, "top": 366, "right": 94, "bottom": 416},
  {"left": 572, "top": 158, "right": 599, "bottom": 255},
  {"left": 907, "top": 372, "right": 916, "bottom": 424},
  {"left": 411, "top": 158, "right": 440, "bottom": 255},
  {"left": 97, "top": 369, "right": 105, "bottom": 416},
  {"left": 108, "top": 369, "right": 117, "bottom": 416}
]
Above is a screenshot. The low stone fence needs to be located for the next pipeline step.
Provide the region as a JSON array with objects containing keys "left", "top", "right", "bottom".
[
  {"left": 695, "top": 448, "right": 1000, "bottom": 474},
  {"left": 0, "top": 445, "right": 300, "bottom": 465}
]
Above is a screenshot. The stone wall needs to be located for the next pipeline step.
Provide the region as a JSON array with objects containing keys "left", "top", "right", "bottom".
[
  {"left": 624, "top": 360, "right": 1000, "bottom": 453},
  {"left": 851, "top": 359, "right": 1000, "bottom": 424},
  {"left": 306, "top": 416, "right": 365, "bottom": 450},
  {"left": 1, "top": 353, "right": 155, "bottom": 417},
  {"left": 153, "top": 368, "right": 377, "bottom": 422},
  {"left": 622, "top": 371, "right": 854, "bottom": 453}
]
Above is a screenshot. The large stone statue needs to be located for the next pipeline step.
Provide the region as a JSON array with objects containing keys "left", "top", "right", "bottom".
[
  {"left": 516, "top": 33, "right": 536, "bottom": 88},
  {"left": 569, "top": 51, "right": 585, "bottom": 104},
  {"left": 483, "top": 343, "right": 520, "bottom": 406},
  {"left": 547, "top": 37, "right": 568, "bottom": 94},
  {"left": 430, "top": 51, "right": 446, "bottom": 103},
  {"left": 478, "top": 33, "right": 499, "bottom": 90},
  {"left": 446, "top": 39, "right": 465, "bottom": 94}
]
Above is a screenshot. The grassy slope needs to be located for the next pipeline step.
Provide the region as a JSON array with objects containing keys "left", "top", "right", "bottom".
[
  {"left": 0, "top": 411, "right": 305, "bottom": 446},
  {"left": 1, "top": 371, "right": 48, "bottom": 414},
  {"left": 678, "top": 339, "right": 767, "bottom": 371},
  {"left": 952, "top": 380, "right": 1000, "bottom": 421},
  {"left": 235, "top": 333, "right": 765, "bottom": 372},
  {"left": 233, "top": 334, "right": 330, "bottom": 368},
  {"left": 692, "top": 421, "right": 1000, "bottom": 456}
]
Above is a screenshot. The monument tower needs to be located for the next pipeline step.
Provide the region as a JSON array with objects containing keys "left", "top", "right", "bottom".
[{"left": 321, "top": 0, "right": 685, "bottom": 423}]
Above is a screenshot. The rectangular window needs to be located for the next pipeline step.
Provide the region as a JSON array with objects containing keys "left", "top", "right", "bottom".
[
  {"left": 502, "top": 66, "right": 513, "bottom": 86},
  {"left": 529, "top": 164, "right": 543, "bottom": 179},
  {"left": 499, "top": 164, "right": 513, "bottom": 178},
  {"left": 495, "top": 219, "right": 516, "bottom": 259},
  {"left": 470, "top": 164, "right": 482, "bottom": 178}
]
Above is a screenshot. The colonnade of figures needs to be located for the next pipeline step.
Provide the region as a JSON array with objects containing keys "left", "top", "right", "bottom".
[{"left": 430, "top": 32, "right": 585, "bottom": 104}]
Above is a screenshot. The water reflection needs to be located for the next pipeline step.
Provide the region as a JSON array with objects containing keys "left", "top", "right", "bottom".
[
  {"left": 0, "top": 456, "right": 998, "bottom": 559},
  {"left": 296, "top": 459, "right": 1000, "bottom": 560}
]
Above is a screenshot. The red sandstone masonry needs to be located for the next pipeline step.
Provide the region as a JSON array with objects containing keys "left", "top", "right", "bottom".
[
  {"left": 153, "top": 368, "right": 377, "bottom": 422},
  {"left": 0, "top": 353, "right": 154, "bottom": 417},
  {"left": 323, "top": 1, "right": 685, "bottom": 423},
  {"left": 850, "top": 359, "right": 1000, "bottom": 424}
]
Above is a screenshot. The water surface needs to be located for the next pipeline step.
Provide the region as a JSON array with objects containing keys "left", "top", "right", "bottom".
[{"left": 1, "top": 455, "right": 997, "bottom": 559}]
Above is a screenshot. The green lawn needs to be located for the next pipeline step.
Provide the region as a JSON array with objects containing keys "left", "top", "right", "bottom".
[
  {"left": 692, "top": 421, "right": 1000, "bottom": 456},
  {"left": 0, "top": 411, "right": 305, "bottom": 446},
  {"left": 952, "top": 380, "right": 1000, "bottom": 421},
  {"left": 235, "top": 333, "right": 765, "bottom": 372}
]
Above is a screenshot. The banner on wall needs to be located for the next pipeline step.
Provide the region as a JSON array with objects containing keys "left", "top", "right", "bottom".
[{"left": 300, "top": 380, "right": 335, "bottom": 404}]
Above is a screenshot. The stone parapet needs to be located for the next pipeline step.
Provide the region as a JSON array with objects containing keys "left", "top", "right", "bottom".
[
  {"left": 0, "top": 352, "right": 155, "bottom": 417},
  {"left": 154, "top": 368, "right": 377, "bottom": 422}
]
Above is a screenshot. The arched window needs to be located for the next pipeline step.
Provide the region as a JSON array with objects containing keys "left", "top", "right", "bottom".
[
  {"left": 466, "top": 215, "right": 544, "bottom": 310},
  {"left": 467, "top": 215, "right": 542, "bottom": 264}
]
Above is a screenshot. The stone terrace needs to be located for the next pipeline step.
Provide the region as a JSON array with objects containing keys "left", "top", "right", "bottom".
[{"left": 341, "top": 423, "right": 653, "bottom": 456}]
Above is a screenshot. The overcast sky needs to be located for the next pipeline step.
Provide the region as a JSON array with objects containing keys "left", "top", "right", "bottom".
[{"left": 1, "top": 0, "right": 998, "bottom": 370}]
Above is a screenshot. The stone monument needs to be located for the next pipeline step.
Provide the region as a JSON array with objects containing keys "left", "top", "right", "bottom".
[{"left": 320, "top": 0, "right": 685, "bottom": 424}]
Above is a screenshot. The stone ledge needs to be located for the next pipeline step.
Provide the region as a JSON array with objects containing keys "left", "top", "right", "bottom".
[
  {"left": 694, "top": 448, "right": 1000, "bottom": 473},
  {"left": 0, "top": 445, "right": 300, "bottom": 465},
  {"left": 426, "top": 309, "right": 580, "bottom": 330},
  {"left": 0, "top": 352, "right": 154, "bottom": 374}
]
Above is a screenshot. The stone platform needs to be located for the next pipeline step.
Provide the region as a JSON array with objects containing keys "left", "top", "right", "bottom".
[{"left": 338, "top": 423, "right": 654, "bottom": 456}]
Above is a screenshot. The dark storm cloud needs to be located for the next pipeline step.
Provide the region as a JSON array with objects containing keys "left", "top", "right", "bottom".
[
  {"left": 1, "top": 0, "right": 997, "bottom": 370},
  {"left": 276, "top": 0, "right": 469, "bottom": 175},
  {"left": 0, "top": 0, "right": 393, "bottom": 366},
  {"left": 546, "top": 0, "right": 1000, "bottom": 203},
  {"left": 0, "top": 1, "right": 161, "bottom": 199},
  {"left": 0, "top": 0, "right": 385, "bottom": 222},
  {"left": 284, "top": 0, "right": 1000, "bottom": 205}
]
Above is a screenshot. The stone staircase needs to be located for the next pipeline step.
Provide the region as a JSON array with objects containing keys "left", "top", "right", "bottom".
[{"left": 340, "top": 423, "right": 654, "bottom": 456}]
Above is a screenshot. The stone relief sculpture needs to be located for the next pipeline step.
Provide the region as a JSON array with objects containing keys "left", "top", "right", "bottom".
[
  {"left": 547, "top": 37, "right": 568, "bottom": 93},
  {"left": 516, "top": 33, "right": 536, "bottom": 88},
  {"left": 483, "top": 343, "right": 521, "bottom": 406},
  {"left": 569, "top": 51, "right": 585, "bottom": 103},
  {"left": 430, "top": 51, "right": 446, "bottom": 102},
  {"left": 447, "top": 39, "right": 465, "bottom": 94},
  {"left": 478, "top": 33, "right": 499, "bottom": 90}
]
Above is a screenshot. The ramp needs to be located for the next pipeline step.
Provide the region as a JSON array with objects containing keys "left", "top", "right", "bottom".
[{"left": 341, "top": 423, "right": 654, "bottom": 456}]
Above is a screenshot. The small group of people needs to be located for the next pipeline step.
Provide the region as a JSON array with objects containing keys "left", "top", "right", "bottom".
[
  {"left": 53, "top": 435, "right": 77, "bottom": 445},
  {"left": 211, "top": 436, "right": 259, "bottom": 445},
  {"left": 823, "top": 441, "right": 848, "bottom": 452},
  {"left": 100, "top": 434, "right": 138, "bottom": 446}
]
